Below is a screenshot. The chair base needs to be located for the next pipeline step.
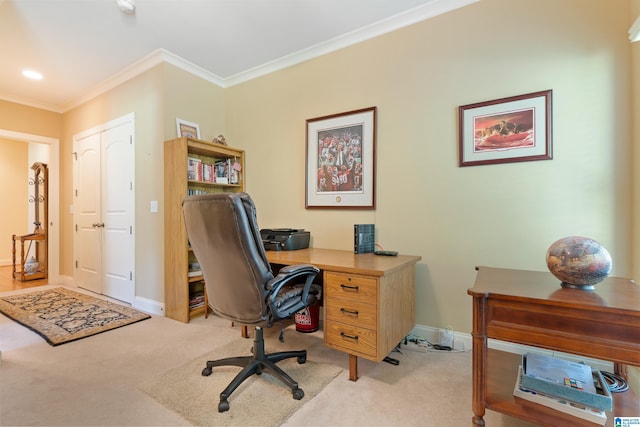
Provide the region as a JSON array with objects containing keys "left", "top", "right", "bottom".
[{"left": 202, "top": 326, "right": 307, "bottom": 412}]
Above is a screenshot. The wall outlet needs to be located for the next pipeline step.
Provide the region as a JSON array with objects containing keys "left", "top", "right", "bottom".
[{"left": 439, "top": 328, "right": 454, "bottom": 348}]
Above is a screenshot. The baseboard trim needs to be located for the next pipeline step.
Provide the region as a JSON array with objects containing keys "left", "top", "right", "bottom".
[
  {"left": 410, "top": 324, "right": 613, "bottom": 372},
  {"left": 58, "top": 275, "right": 164, "bottom": 316},
  {"left": 133, "top": 296, "right": 164, "bottom": 316}
]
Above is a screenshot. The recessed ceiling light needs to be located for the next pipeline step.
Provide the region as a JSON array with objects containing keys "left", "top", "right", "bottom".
[
  {"left": 115, "top": 0, "right": 135, "bottom": 14},
  {"left": 22, "top": 70, "right": 43, "bottom": 80}
]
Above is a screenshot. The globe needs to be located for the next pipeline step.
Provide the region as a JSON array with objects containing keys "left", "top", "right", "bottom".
[{"left": 545, "top": 236, "right": 612, "bottom": 290}]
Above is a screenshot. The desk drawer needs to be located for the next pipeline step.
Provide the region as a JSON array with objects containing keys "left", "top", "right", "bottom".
[
  {"left": 325, "top": 298, "right": 376, "bottom": 329},
  {"left": 325, "top": 322, "right": 376, "bottom": 358},
  {"left": 325, "top": 272, "right": 377, "bottom": 303}
]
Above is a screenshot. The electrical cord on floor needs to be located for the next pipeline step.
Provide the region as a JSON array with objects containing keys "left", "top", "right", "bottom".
[
  {"left": 403, "top": 333, "right": 466, "bottom": 353},
  {"left": 600, "top": 371, "right": 629, "bottom": 392}
]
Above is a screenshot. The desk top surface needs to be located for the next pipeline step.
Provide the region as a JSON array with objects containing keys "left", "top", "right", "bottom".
[
  {"left": 468, "top": 265, "right": 639, "bottom": 313},
  {"left": 266, "top": 247, "right": 421, "bottom": 277}
]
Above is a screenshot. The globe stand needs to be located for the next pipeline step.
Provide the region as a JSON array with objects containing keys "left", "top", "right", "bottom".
[{"left": 560, "top": 282, "right": 596, "bottom": 291}]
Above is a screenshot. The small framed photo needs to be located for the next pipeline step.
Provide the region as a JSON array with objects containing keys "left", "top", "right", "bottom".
[
  {"left": 306, "top": 107, "right": 376, "bottom": 209},
  {"left": 176, "top": 118, "right": 201, "bottom": 139},
  {"left": 458, "top": 90, "right": 552, "bottom": 167}
]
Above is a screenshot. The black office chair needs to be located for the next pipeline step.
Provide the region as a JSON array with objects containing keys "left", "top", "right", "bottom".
[{"left": 182, "top": 192, "right": 321, "bottom": 412}]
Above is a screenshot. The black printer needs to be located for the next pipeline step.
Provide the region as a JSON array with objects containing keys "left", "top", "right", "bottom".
[{"left": 260, "top": 228, "right": 310, "bottom": 251}]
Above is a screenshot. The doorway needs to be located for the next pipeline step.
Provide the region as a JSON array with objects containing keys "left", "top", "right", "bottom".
[
  {"left": 0, "top": 130, "right": 60, "bottom": 282},
  {"left": 73, "top": 113, "right": 135, "bottom": 304}
]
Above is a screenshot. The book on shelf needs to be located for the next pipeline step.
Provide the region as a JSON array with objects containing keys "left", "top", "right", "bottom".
[
  {"left": 189, "top": 300, "right": 205, "bottom": 309},
  {"left": 214, "top": 159, "right": 229, "bottom": 184},
  {"left": 189, "top": 289, "right": 205, "bottom": 308},
  {"left": 522, "top": 353, "right": 612, "bottom": 412},
  {"left": 202, "top": 162, "right": 213, "bottom": 183},
  {"left": 187, "top": 157, "right": 201, "bottom": 181},
  {"left": 187, "top": 270, "right": 202, "bottom": 278},
  {"left": 514, "top": 365, "right": 607, "bottom": 425}
]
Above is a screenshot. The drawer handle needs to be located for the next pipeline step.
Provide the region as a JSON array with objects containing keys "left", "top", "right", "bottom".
[
  {"left": 340, "top": 332, "right": 359, "bottom": 341},
  {"left": 340, "top": 308, "right": 359, "bottom": 316},
  {"left": 340, "top": 284, "right": 359, "bottom": 291}
]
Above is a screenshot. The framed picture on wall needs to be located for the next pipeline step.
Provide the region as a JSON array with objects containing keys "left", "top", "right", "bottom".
[
  {"left": 305, "top": 107, "right": 376, "bottom": 209},
  {"left": 176, "top": 118, "right": 201, "bottom": 139},
  {"left": 458, "top": 90, "right": 552, "bottom": 167}
]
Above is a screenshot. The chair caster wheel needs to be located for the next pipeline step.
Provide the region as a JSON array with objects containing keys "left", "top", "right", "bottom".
[
  {"left": 297, "top": 355, "right": 306, "bottom": 364},
  {"left": 218, "top": 399, "right": 230, "bottom": 412},
  {"left": 292, "top": 388, "right": 304, "bottom": 400},
  {"left": 202, "top": 367, "right": 212, "bottom": 376}
]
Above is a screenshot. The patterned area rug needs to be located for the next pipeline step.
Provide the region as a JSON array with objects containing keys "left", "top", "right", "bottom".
[{"left": 0, "top": 287, "right": 150, "bottom": 346}]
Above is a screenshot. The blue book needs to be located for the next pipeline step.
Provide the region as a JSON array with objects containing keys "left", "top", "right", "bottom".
[
  {"left": 514, "top": 365, "right": 607, "bottom": 425},
  {"left": 522, "top": 353, "right": 612, "bottom": 411}
]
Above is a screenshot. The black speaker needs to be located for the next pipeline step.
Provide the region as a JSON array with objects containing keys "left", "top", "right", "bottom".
[{"left": 354, "top": 224, "right": 375, "bottom": 254}]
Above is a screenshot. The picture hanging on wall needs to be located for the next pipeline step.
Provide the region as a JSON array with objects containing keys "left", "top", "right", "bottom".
[
  {"left": 176, "top": 118, "right": 201, "bottom": 139},
  {"left": 305, "top": 107, "right": 376, "bottom": 209},
  {"left": 458, "top": 90, "right": 552, "bottom": 167}
]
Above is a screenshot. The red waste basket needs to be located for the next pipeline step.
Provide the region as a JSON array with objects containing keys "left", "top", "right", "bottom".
[{"left": 295, "top": 302, "right": 319, "bottom": 333}]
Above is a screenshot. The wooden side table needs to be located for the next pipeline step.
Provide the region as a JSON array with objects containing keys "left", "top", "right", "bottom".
[
  {"left": 12, "top": 231, "right": 47, "bottom": 282},
  {"left": 467, "top": 266, "right": 639, "bottom": 427}
]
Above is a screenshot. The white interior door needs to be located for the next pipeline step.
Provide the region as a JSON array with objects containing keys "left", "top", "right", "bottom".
[
  {"left": 73, "top": 114, "right": 135, "bottom": 304},
  {"left": 102, "top": 122, "right": 135, "bottom": 303},
  {"left": 74, "top": 133, "right": 102, "bottom": 294}
]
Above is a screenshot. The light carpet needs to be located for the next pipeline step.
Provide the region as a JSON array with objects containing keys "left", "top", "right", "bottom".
[
  {"left": 0, "top": 287, "right": 150, "bottom": 346},
  {"left": 139, "top": 336, "right": 343, "bottom": 426}
]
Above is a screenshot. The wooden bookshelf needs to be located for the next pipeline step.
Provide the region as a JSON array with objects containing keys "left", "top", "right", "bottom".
[{"left": 164, "top": 136, "right": 245, "bottom": 322}]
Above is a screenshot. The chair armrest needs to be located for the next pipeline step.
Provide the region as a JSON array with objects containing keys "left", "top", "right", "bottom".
[
  {"left": 270, "top": 264, "right": 319, "bottom": 280},
  {"left": 266, "top": 264, "right": 320, "bottom": 321}
]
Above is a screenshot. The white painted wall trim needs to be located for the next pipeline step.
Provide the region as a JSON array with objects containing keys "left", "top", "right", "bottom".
[
  {"left": 410, "top": 324, "right": 613, "bottom": 372},
  {"left": 133, "top": 296, "right": 164, "bottom": 317},
  {"left": 62, "top": 274, "right": 164, "bottom": 316}
]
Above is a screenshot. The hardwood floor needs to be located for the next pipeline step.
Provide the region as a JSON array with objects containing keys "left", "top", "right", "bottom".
[{"left": 0, "top": 265, "right": 48, "bottom": 293}]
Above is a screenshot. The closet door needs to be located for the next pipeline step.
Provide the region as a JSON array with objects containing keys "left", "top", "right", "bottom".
[
  {"left": 73, "top": 116, "right": 135, "bottom": 304},
  {"left": 101, "top": 122, "right": 135, "bottom": 303},
  {"left": 74, "top": 133, "right": 102, "bottom": 294}
]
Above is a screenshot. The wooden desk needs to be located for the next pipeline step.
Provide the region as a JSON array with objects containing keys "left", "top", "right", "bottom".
[
  {"left": 467, "top": 266, "right": 640, "bottom": 427},
  {"left": 266, "top": 248, "right": 421, "bottom": 381}
]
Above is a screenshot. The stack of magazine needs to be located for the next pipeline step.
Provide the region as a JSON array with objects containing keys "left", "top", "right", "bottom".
[{"left": 513, "top": 352, "right": 612, "bottom": 425}]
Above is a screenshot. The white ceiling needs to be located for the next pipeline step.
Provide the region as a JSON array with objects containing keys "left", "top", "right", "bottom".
[{"left": 0, "top": 0, "right": 477, "bottom": 112}]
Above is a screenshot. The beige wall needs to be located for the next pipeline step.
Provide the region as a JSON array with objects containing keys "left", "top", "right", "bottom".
[
  {"left": 0, "top": 99, "right": 62, "bottom": 137},
  {"left": 226, "top": 0, "right": 633, "bottom": 331},
  {"left": 60, "top": 63, "right": 225, "bottom": 303},
  {"left": 0, "top": 0, "right": 635, "bottom": 338},
  {"left": 0, "top": 139, "right": 29, "bottom": 262},
  {"left": 632, "top": 0, "right": 640, "bottom": 282},
  {"left": 629, "top": 0, "right": 640, "bottom": 398},
  {"left": 0, "top": 100, "right": 61, "bottom": 265}
]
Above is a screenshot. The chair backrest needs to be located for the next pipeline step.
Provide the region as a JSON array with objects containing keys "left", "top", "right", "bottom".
[{"left": 182, "top": 193, "right": 274, "bottom": 324}]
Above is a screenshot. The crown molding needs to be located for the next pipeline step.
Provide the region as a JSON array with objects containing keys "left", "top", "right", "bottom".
[
  {"left": 225, "top": 0, "right": 479, "bottom": 86},
  {"left": 60, "top": 49, "right": 228, "bottom": 112},
  {"left": 5, "top": 0, "right": 479, "bottom": 113},
  {"left": 0, "top": 94, "right": 63, "bottom": 113}
]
